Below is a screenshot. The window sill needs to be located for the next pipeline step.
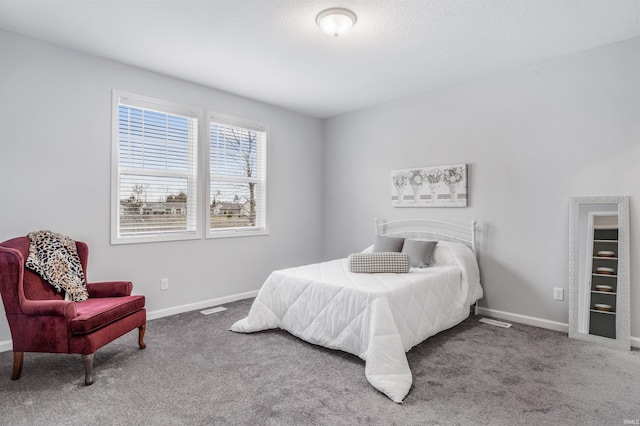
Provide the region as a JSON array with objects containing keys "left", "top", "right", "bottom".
[
  {"left": 111, "top": 232, "right": 202, "bottom": 245},
  {"left": 206, "top": 228, "right": 269, "bottom": 239}
]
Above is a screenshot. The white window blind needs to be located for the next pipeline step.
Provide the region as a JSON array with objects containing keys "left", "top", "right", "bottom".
[
  {"left": 208, "top": 113, "right": 267, "bottom": 237},
  {"left": 111, "top": 91, "right": 200, "bottom": 244}
]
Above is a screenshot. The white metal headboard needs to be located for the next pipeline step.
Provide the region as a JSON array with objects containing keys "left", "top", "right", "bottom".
[{"left": 375, "top": 218, "right": 477, "bottom": 254}]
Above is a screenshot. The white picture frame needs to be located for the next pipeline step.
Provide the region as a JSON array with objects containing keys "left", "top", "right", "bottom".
[{"left": 391, "top": 164, "right": 467, "bottom": 207}]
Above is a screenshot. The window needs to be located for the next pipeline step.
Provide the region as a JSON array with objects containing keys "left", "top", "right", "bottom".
[
  {"left": 207, "top": 113, "right": 267, "bottom": 238},
  {"left": 111, "top": 91, "right": 201, "bottom": 244}
]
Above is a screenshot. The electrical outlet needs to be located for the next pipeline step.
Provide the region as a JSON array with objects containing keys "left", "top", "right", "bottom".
[
  {"left": 160, "top": 278, "right": 169, "bottom": 291},
  {"left": 554, "top": 287, "right": 564, "bottom": 301}
]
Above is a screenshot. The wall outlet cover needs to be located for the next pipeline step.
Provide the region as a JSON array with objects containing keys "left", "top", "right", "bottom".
[{"left": 554, "top": 287, "right": 564, "bottom": 301}]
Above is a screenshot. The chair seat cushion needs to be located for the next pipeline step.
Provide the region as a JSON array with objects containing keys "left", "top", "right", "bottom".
[{"left": 71, "top": 295, "right": 145, "bottom": 335}]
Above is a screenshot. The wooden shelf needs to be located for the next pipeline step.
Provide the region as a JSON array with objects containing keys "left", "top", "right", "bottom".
[{"left": 590, "top": 309, "right": 616, "bottom": 315}]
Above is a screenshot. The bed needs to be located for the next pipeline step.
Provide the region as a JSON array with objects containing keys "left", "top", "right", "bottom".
[{"left": 231, "top": 219, "right": 483, "bottom": 403}]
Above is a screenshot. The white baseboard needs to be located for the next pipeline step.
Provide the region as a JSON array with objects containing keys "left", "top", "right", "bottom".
[
  {"left": 146, "top": 290, "right": 258, "bottom": 321},
  {"left": 477, "top": 306, "right": 640, "bottom": 348},
  {"left": 0, "top": 290, "right": 259, "bottom": 353},
  {"left": 3, "top": 298, "right": 638, "bottom": 352},
  {"left": 477, "top": 307, "right": 568, "bottom": 333}
]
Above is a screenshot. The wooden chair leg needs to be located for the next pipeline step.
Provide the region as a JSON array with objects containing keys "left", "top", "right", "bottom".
[
  {"left": 138, "top": 324, "right": 147, "bottom": 349},
  {"left": 11, "top": 352, "right": 23, "bottom": 380},
  {"left": 82, "top": 353, "right": 94, "bottom": 386}
]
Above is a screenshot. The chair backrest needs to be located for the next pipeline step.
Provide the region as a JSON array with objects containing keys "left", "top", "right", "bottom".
[{"left": 0, "top": 236, "right": 89, "bottom": 303}]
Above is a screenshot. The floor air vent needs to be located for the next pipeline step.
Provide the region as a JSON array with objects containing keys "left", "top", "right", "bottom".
[
  {"left": 201, "top": 307, "right": 227, "bottom": 315},
  {"left": 479, "top": 318, "right": 512, "bottom": 328}
]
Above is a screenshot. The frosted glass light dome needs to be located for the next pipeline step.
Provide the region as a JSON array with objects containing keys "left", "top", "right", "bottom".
[{"left": 316, "top": 8, "right": 357, "bottom": 37}]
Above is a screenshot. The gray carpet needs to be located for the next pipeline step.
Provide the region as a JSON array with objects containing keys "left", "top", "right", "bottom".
[{"left": 0, "top": 298, "right": 638, "bottom": 425}]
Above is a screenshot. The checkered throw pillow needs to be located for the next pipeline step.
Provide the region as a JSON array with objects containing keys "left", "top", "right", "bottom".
[{"left": 348, "top": 252, "right": 410, "bottom": 274}]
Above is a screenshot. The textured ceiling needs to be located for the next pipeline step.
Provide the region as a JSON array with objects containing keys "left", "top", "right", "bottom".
[{"left": 1, "top": 0, "right": 639, "bottom": 118}]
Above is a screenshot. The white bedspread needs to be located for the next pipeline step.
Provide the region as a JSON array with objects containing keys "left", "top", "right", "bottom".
[{"left": 231, "top": 242, "right": 483, "bottom": 403}]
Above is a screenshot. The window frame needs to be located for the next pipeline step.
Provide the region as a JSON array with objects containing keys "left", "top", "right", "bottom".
[
  {"left": 206, "top": 111, "right": 269, "bottom": 239},
  {"left": 111, "top": 90, "right": 203, "bottom": 245}
]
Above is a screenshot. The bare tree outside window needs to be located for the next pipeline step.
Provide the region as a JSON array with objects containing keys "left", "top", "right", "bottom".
[
  {"left": 231, "top": 128, "right": 256, "bottom": 226},
  {"left": 132, "top": 184, "right": 147, "bottom": 203},
  {"left": 209, "top": 117, "right": 266, "bottom": 234}
]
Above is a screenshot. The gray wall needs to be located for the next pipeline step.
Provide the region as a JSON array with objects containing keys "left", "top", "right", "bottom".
[
  {"left": 1, "top": 29, "right": 639, "bottom": 345},
  {"left": 323, "top": 37, "right": 640, "bottom": 338},
  {"left": 0, "top": 31, "right": 324, "bottom": 342}
]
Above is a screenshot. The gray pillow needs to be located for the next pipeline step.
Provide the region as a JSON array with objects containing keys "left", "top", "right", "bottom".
[
  {"left": 402, "top": 239, "right": 437, "bottom": 268},
  {"left": 372, "top": 236, "right": 404, "bottom": 252}
]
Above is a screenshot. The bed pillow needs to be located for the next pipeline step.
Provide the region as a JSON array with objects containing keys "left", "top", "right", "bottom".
[
  {"left": 372, "top": 236, "right": 404, "bottom": 252},
  {"left": 361, "top": 245, "right": 374, "bottom": 253},
  {"left": 348, "top": 252, "right": 410, "bottom": 274},
  {"left": 402, "top": 239, "right": 437, "bottom": 268}
]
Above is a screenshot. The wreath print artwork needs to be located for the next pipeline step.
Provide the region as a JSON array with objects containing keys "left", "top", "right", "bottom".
[{"left": 391, "top": 164, "right": 467, "bottom": 207}]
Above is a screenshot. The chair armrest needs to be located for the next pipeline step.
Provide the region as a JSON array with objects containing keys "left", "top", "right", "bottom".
[
  {"left": 20, "top": 299, "right": 77, "bottom": 318},
  {"left": 86, "top": 281, "right": 133, "bottom": 298}
]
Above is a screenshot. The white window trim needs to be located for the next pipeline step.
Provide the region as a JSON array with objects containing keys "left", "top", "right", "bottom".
[
  {"left": 110, "top": 90, "right": 204, "bottom": 245},
  {"left": 206, "top": 111, "right": 269, "bottom": 239}
]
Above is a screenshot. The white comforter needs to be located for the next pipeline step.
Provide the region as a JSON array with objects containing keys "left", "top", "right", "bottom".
[{"left": 231, "top": 242, "right": 483, "bottom": 403}]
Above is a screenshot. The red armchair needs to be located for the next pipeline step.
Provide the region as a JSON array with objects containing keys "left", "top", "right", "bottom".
[{"left": 0, "top": 236, "right": 146, "bottom": 385}]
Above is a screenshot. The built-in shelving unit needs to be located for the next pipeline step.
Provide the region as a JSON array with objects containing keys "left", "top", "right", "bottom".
[
  {"left": 569, "top": 195, "right": 630, "bottom": 351},
  {"left": 588, "top": 225, "right": 618, "bottom": 339}
]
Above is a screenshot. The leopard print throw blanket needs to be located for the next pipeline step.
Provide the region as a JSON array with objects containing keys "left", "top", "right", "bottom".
[{"left": 25, "top": 230, "right": 89, "bottom": 302}]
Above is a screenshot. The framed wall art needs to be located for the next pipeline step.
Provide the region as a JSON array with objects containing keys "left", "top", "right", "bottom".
[{"left": 391, "top": 164, "right": 467, "bottom": 207}]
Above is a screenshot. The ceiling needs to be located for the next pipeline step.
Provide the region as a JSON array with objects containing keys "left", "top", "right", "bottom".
[{"left": 1, "top": 0, "right": 639, "bottom": 118}]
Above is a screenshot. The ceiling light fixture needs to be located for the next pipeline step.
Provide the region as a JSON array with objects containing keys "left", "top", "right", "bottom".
[{"left": 316, "top": 8, "right": 357, "bottom": 37}]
